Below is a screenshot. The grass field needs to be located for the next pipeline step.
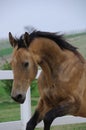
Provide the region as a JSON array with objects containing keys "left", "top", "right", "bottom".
[
  {"left": 36, "top": 123, "right": 86, "bottom": 130},
  {"left": 0, "top": 32, "right": 86, "bottom": 129},
  {"left": 0, "top": 102, "right": 20, "bottom": 122}
]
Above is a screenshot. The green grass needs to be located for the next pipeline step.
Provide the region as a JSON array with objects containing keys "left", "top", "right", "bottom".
[
  {"left": 35, "top": 123, "right": 86, "bottom": 130},
  {"left": 0, "top": 102, "right": 20, "bottom": 122}
]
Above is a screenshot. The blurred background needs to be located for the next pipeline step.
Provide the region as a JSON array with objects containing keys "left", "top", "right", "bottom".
[
  {"left": 0, "top": 0, "right": 86, "bottom": 38},
  {"left": 0, "top": 0, "right": 86, "bottom": 130}
]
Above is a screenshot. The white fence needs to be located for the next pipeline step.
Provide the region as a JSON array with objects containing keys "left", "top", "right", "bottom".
[{"left": 0, "top": 70, "right": 86, "bottom": 130}]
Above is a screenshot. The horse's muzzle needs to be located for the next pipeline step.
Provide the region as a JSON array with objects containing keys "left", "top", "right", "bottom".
[{"left": 11, "top": 94, "right": 26, "bottom": 104}]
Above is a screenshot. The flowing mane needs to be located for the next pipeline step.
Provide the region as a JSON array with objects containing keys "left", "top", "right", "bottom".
[{"left": 16, "top": 30, "right": 77, "bottom": 53}]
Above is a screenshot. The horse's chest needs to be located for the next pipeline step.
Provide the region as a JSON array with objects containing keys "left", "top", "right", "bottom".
[
  {"left": 38, "top": 72, "right": 67, "bottom": 106},
  {"left": 39, "top": 85, "right": 66, "bottom": 107}
]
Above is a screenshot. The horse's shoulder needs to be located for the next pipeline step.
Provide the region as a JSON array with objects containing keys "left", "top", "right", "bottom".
[{"left": 38, "top": 71, "right": 46, "bottom": 84}]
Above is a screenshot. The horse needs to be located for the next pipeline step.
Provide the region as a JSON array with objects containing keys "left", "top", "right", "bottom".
[{"left": 9, "top": 30, "right": 86, "bottom": 130}]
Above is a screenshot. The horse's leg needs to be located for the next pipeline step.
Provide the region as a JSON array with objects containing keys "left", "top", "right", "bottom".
[
  {"left": 26, "top": 110, "right": 40, "bottom": 130},
  {"left": 26, "top": 98, "right": 44, "bottom": 130},
  {"left": 43, "top": 97, "right": 80, "bottom": 130}
]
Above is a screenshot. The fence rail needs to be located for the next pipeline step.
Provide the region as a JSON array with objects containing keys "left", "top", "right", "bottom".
[{"left": 0, "top": 70, "right": 86, "bottom": 130}]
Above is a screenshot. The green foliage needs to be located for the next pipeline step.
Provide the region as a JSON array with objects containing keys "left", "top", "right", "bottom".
[
  {"left": 0, "top": 83, "right": 10, "bottom": 101},
  {"left": 1, "top": 62, "right": 12, "bottom": 95},
  {"left": 0, "top": 48, "right": 12, "bottom": 57},
  {"left": 31, "top": 79, "right": 39, "bottom": 97},
  {"left": 1, "top": 61, "right": 11, "bottom": 70}
]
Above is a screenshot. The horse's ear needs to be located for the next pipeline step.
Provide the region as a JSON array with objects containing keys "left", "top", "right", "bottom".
[
  {"left": 9, "top": 32, "right": 17, "bottom": 47},
  {"left": 24, "top": 32, "right": 29, "bottom": 47}
]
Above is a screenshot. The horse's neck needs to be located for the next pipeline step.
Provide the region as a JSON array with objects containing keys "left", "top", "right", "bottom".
[{"left": 29, "top": 38, "right": 65, "bottom": 86}]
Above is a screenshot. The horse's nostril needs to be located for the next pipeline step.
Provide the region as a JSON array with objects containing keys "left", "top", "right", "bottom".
[
  {"left": 11, "top": 94, "right": 25, "bottom": 103},
  {"left": 16, "top": 94, "right": 22, "bottom": 100}
]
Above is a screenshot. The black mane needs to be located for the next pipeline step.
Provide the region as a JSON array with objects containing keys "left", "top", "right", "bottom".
[
  {"left": 16, "top": 30, "right": 77, "bottom": 52},
  {"left": 15, "top": 35, "right": 26, "bottom": 49}
]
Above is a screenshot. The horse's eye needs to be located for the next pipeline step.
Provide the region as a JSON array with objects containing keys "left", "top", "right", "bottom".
[{"left": 23, "top": 62, "right": 29, "bottom": 68}]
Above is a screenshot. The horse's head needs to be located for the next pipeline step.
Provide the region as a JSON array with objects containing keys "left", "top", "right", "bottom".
[{"left": 9, "top": 32, "right": 38, "bottom": 103}]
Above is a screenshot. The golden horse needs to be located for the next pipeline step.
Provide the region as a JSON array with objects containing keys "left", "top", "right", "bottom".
[{"left": 9, "top": 31, "right": 86, "bottom": 130}]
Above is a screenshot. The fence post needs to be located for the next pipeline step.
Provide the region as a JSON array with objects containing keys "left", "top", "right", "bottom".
[{"left": 20, "top": 87, "right": 31, "bottom": 130}]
